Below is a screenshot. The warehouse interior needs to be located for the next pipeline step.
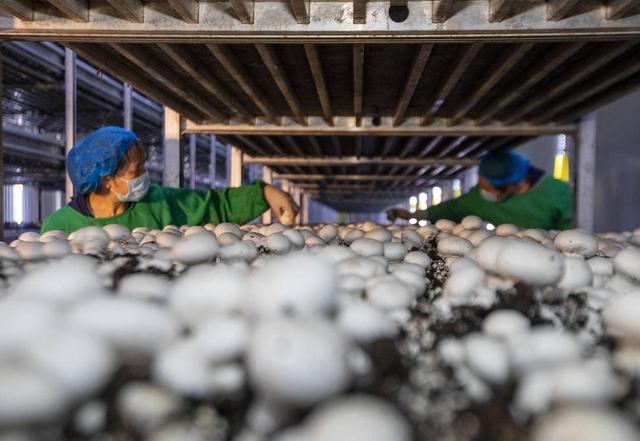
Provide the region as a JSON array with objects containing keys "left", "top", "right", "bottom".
[
  {"left": 3, "top": 1, "right": 640, "bottom": 440},
  {"left": 1, "top": 0, "right": 640, "bottom": 235}
]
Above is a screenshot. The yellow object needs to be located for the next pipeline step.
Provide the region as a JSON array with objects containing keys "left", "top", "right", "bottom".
[{"left": 554, "top": 153, "right": 570, "bottom": 182}]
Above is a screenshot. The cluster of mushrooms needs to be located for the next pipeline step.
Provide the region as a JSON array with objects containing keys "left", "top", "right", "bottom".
[{"left": 0, "top": 216, "right": 639, "bottom": 441}]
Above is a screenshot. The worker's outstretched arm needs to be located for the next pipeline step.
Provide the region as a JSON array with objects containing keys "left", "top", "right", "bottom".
[
  {"left": 162, "top": 181, "right": 298, "bottom": 226},
  {"left": 387, "top": 194, "right": 468, "bottom": 224}
]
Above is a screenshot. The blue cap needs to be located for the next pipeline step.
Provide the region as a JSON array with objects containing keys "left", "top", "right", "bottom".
[
  {"left": 66, "top": 126, "right": 139, "bottom": 194},
  {"left": 479, "top": 151, "right": 531, "bottom": 187}
]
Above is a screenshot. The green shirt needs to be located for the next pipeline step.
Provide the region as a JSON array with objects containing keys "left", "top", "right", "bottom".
[
  {"left": 41, "top": 181, "right": 269, "bottom": 234},
  {"left": 426, "top": 176, "right": 573, "bottom": 230}
]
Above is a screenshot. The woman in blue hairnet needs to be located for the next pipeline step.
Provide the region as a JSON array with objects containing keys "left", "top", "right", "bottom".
[
  {"left": 41, "top": 127, "right": 299, "bottom": 234},
  {"left": 387, "top": 151, "right": 573, "bottom": 230}
]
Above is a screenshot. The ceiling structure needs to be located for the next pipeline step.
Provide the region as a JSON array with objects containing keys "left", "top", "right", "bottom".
[{"left": 1, "top": 0, "right": 640, "bottom": 210}]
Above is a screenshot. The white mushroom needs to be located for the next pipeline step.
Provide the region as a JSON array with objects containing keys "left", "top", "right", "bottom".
[
  {"left": 403, "top": 251, "right": 431, "bottom": 268},
  {"left": 437, "top": 236, "right": 473, "bottom": 257},
  {"left": 337, "top": 300, "right": 398, "bottom": 343},
  {"left": 482, "top": 309, "right": 530, "bottom": 339},
  {"left": 557, "top": 256, "right": 594, "bottom": 292},
  {"left": 249, "top": 254, "right": 337, "bottom": 317},
  {"left": 463, "top": 334, "right": 510, "bottom": 384},
  {"left": 66, "top": 296, "right": 179, "bottom": 356},
  {"left": 532, "top": 407, "right": 639, "bottom": 441},
  {"left": 118, "top": 273, "right": 172, "bottom": 302},
  {"left": 247, "top": 318, "right": 351, "bottom": 406},
  {"left": 192, "top": 316, "right": 249, "bottom": 363},
  {"left": 304, "top": 395, "right": 411, "bottom": 441},
  {"left": 103, "top": 224, "right": 131, "bottom": 241},
  {"left": 554, "top": 229, "right": 599, "bottom": 257},
  {"left": 495, "top": 240, "right": 565, "bottom": 285},
  {"left": 461, "top": 215, "right": 483, "bottom": 230},
  {"left": 0, "top": 365, "right": 70, "bottom": 426},
  {"left": 116, "top": 382, "right": 184, "bottom": 431},
  {"left": 613, "top": 248, "right": 640, "bottom": 283},
  {"left": 383, "top": 242, "right": 408, "bottom": 261},
  {"left": 170, "top": 232, "right": 219, "bottom": 265},
  {"left": 350, "top": 238, "right": 384, "bottom": 257}
]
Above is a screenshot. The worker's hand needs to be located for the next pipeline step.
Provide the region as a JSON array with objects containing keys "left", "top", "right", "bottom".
[
  {"left": 263, "top": 185, "right": 300, "bottom": 226},
  {"left": 387, "top": 208, "right": 411, "bottom": 222}
]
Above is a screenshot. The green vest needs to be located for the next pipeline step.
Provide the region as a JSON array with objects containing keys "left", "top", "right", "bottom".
[
  {"left": 41, "top": 181, "right": 269, "bottom": 234},
  {"left": 427, "top": 176, "right": 573, "bottom": 230}
]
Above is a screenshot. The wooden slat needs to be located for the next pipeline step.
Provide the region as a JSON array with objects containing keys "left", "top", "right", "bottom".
[
  {"left": 547, "top": 0, "right": 581, "bottom": 21},
  {"left": 256, "top": 44, "right": 306, "bottom": 126},
  {"left": 110, "top": 43, "right": 226, "bottom": 121},
  {"left": 105, "top": 0, "right": 143, "bottom": 22},
  {"left": 46, "top": 0, "right": 88, "bottom": 21},
  {"left": 421, "top": 43, "right": 483, "bottom": 126},
  {"left": 489, "top": 0, "right": 512, "bottom": 22},
  {"left": 419, "top": 136, "right": 444, "bottom": 157},
  {"left": 65, "top": 43, "right": 204, "bottom": 122},
  {"left": 607, "top": 0, "right": 638, "bottom": 20},
  {"left": 436, "top": 135, "right": 470, "bottom": 157},
  {"left": 167, "top": 0, "right": 199, "bottom": 23},
  {"left": 432, "top": 0, "right": 455, "bottom": 23},
  {"left": 450, "top": 43, "right": 533, "bottom": 125},
  {"left": 353, "top": 0, "right": 366, "bottom": 24},
  {"left": 505, "top": 40, "right": 639, "bottom": 123},
  {"left": 290, "top": 0, "right": 309, "bottom": 24},
  {"left": 307, "top": 136, "right": 324, "bottom": 157},
  {"left": 393, "top": 44, "right": 433, "bottom": 126},
  {"left": 304, "top": 44, "right": 333, "bottom": 126},
  {"left": 157, "top": 44, "right": 252, "bottom": 121},
  {"left": 229, "top": 0, "right": 253, "bottom": 24},
  {"left": 532, "top": 54, "right": 640, "bottom": 123},
  {"left": 282, "top": 135, "right": 306, "bottom": 156},
  {"left": 0, "top": 0, "right": 33, "bottom": 20},
  {"left": 353, "top": 43, "right": 365, "bottom": 127},
  {"left": 476, "top": 42, "right": 585, "bottom": 124},
  {"left": 207, "top": 44, "right": 278, "bottom": 124}
]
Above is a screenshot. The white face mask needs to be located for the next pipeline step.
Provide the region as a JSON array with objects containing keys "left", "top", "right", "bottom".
[
  {"left": 114, "top": 171, "right": 150, "bottom": 202},
  {"left": 480, "top": 188, "right": 499, "bottom": 202}
]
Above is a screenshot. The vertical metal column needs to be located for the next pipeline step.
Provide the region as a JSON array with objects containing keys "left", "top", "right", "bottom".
[
  {"left": 123, "top": 83, "right": 133, "bottom": 130},
  {"left": 209, "top": 135, "right": 217, "bottom": 188},
  {"left": 163, "top": 107, "right": 181, "bottom": 188},
  {"left": 225, "top": 145, "right": 232, "bottom": 187},
  {"left": 229, "top": 146, "right": 243, "bottom": 188},
  {"left": 64, "top": 48, "right": 77, "bottom": 202},
  {"left": 302, "top": 193, "right": 310, "bottom": 224},
  {"left": 261, "top": 166, "right": 273, "bottom": 224},
  {"left": 189, "top": 134, "right": 197, "bottom": 189},
  {"left": 0, "top": 46, "right": 4, "bottom": 241},
  {"left": 575, "top": 116, "right": 597, "bottom": 232}
]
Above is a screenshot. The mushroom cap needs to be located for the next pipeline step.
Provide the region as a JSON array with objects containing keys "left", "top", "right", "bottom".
[
  {"left": 532, "top": 407, "right": 639, "bottom": 441},
  {"left": 495, "top": 240, "right": 565, "bottom": 286},
  {"left": 305, "top": 395, "right": 411, "bottom": 441},
  {"left": 554, "top": 229, "right": 599, "bottom": 257},
  {"left": 248, "top": 318, "right": 351, "bottom": 406}
]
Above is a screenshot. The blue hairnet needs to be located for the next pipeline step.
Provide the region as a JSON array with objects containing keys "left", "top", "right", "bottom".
[
  {"left": 67, "top": 126, "right": 139, "bottom": 194},
  {"left": 479, "top": 151, "right": 531, "bottom": 187}
]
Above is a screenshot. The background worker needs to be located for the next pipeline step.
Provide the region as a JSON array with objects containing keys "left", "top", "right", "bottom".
[{"left": 387, "top": 151, "right": 573, "bottom": 230}]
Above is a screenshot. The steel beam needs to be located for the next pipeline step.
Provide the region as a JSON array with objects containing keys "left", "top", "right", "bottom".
[
  {"left": 209, "top": 135, "right": 217, "bottom": 188},
  {"left": 123, "top": 82, "right": 133, "bottom": 130},
  {"left": 230, "top": 0, "right": 254, "bottom": 23},
  {"left": 0, "top": 48, "right": 3, "bottom": 240},
  {"left": 0, "top": 0, "right": 33, "bottom": 20},
  {"left": 106, "top": 0, "right": 144, "bottom": 22},
  {"left": 262, "top": 166, "right": 273, "bottom": 224},
  {"left": 2, "top": 2, "right": 639, "bottom": 42},
  {"left": 393, "top": 44, "right": 433, "bottom": 126},
  {"left": 547, "top": 0, "right": 581, "bottom": 21},
  {"left": 167, "top": 0, "right": 199, "bottom": 23},
  {"left": 64, "top": 47, "right": 76, "bottom": 202},
  {"left": 184, "top": 118, "right": 577, "bottom": 136},
  {"left": 574, "top": 115, "right": 596, "bottom": 232},
  {"left": 189, "top": 134, "right": 197, "bottom": 189},
  {"left": 273, "top": 174, "right": 424, "bottom": 182},
  {"left": 46, "top": 0, "right": 88, "bottom": 22},
  {"left": 608, "top": 0, "right": 638, "bottom": 20},
  {"left": 304, "top": 44, "right": 333, "bottom": 125},
  {"left": 244, "top": 156, "right": 479, "bottom": 167},
  {"left": 353, "top": 44, "right": 364, "bottom": 127},
  {"left": 230, "top": 146, "right": 243, "bottom": 187},
  {"left": 163, "top": 107, "right": 181, "bottom": 188}
]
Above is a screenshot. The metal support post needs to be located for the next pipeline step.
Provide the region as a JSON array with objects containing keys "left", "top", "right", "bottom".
[
  {"left": 209, "top": 135, "right": 217, "bottom": 188},
  {"left": 189, "top": 134, "right": 197, "bottom": 189},
  {"left": 123, "top": 83, "right": 133, "bottom": 130},
  {"left": 163, "top": 107, "right": 181, "bottom": 188},
  {"left": 262, "top": 166, "right": 273, "bottom": 224},
  {"left": 302, "top": 193, "right": 310, "bottom": 224},
  {"left": 225, "top": 144, "right": 232, "bottom": 187},
  {"left": 64, "top": 48, "right": 76, "bottom": 202},
  {"left": 0, "top": 45, "right": 4, "bottom": 241},
  {"left": 229, "top": 146, "right": 243, "bottom": 188},
  {"left": 575, "top": 116, "right": 596, "bottom": 232}
]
